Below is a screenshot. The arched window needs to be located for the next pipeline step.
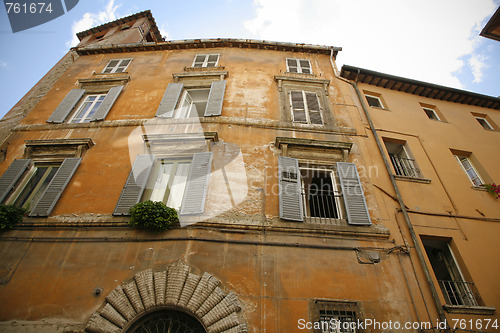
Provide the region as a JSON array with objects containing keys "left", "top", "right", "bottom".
[{"left": 126, "top": 309, "right": 205, "bottom": 333}]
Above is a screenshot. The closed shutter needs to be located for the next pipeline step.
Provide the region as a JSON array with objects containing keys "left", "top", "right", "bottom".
[
  {"left": 204, "top": 80, "right": 226, "bottom": 116},
  {"left": 91, "top": 85, "right": 123, "bottom": 121},
  {"left": 29, "top": 158, "right": 81, "bottom": 217},
  {"left": 156, "top": 83, "right": 183, "bottom": 118},
  {"left": 336, "top": 162, "right": 371, "bottom": 225},
  {"left": 279, "top": 156, "right": 303, "bottom": 221},
  {"left": 290, "top": 91, "right": 306, "bottom": 123},
  {"left": 286, "top": 58, "right": 298, "bottom": 73},
  {"left": 113, "top": 155, "right": 155, "bottom": 216},
  {"left": 0, "top": 159, "right": 31, "bottom": 203},
  {"left": 47, "top": 89, "right": 85, "bottom": 123},
  {"left": 180, "top": 152, "right": 212, "bottom": 215},
  {"left": 305, "top": 92, "right": 323, "bottom": 125}
]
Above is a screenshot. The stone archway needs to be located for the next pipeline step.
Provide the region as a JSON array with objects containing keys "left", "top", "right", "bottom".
[{"left": 86, "top": 262, "right": 247, "bottom": 333}]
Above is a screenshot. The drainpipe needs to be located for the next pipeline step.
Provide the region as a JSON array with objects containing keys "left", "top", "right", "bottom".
[{"left": 329, "top": 49, "right": 448, "bottom": 327}]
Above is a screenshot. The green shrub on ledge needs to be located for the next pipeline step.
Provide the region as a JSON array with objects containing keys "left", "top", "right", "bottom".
[
  {"left": 129, "top": 200, "right": 179, "bottom": 232},
  {"left": 0, "top": 204, "right": 26, "bottom": 231}
]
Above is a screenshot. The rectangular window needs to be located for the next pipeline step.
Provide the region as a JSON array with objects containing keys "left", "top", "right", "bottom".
[
  {"left": 102, "top": 59, "right": 132, "bottom": 74},
  {"left": 6, "top": 164, "right": 59, "bottom": 210},
  {"left": 176, "top": 89, "right": 211, "bottom": 118},
  {"left": 315, "top": 301, "right": 360, "bottom": 333},
  {"left": 385, "top": 142, "right": 421, "bottom": 178},
  {"left": 475, "top": 116, "right": 494, "bottom": 130},
  {"left": 455, "top": 155, "right": 483, "bottom": 186},
  {"left": 423, "top": 238, "right": 482, "bottom": 307},
  {"left": 300, "top": 166, "right": 342, "bottom": 221},
  {"left": 192, "top": 54, "right": 219, "bottom": 68},
  {"left": 290, "top": 90, "right": 323, "bottom": 125},
  {"left": 423, "top": 107, "right": 441, "bottom": 121},
  {"left": 364, "top": 94, "right": 384, "bottom": 108},
  {"left": 69, "top": 94, "right": 106, "bottom": 123},
  {"left": 286, "top": 58, "right": 312, "bottom": 74}
]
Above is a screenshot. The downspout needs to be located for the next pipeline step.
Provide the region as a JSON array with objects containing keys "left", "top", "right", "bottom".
[{"left": 329, "top": 50, "right": 448, "bottom": 327}]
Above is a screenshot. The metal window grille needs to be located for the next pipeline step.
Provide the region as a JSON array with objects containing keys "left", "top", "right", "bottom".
[
  {"left": 438, "top": 280, "right": 482, "bottom": 307},
  {"left": 300, "top": 167, "right": 343, "bottom": 225},
  {"left": 317, "top": 301, "right": 360, "bottom": 333},
  {"left": 389, "top": 154, "right": 420, "bottom": 178},
  {"left": 126, "top": 309, "right": 205, "bottom": 333}
]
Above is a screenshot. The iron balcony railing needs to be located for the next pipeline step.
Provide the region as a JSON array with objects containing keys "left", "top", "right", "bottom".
[
  {"left": 301, "top": 188, "right": 343, "bottom": 225},
  {"left": 438, "top": 279, "right": 482, "bottom": 307},
  {"left": 390, "top": 155, "right": 420, "bottom": 178}
]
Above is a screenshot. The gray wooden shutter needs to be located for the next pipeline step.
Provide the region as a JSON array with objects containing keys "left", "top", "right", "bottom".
[
  {"left": 0, "top": 159, "right": 31, "bottom": 203},
  {"left": 47, "top": 89, "right": 85, "bottom": 123},
  {"left": 180, "top": 152, "right": 213, "bottom": 215},
  {"left": 337, "top": 162, "right": 371, "bottom": 225},
  {"left": 29, "top": 158, "right": 81, "bottom": 217},
  {"left": 156, "top": 83, "right": 183, "bottom": 118},
  {"left": 91, "top": 85, "right": 123, "bottom": 121},
  {"left": 113, "top": 155, "right": 155, "bottom": 216},
  {"left": 204, "top": 80, "right": 226, "bottom": 116},
  {"left": 279, "top": 156, "right": 303, "bottom": 221}
]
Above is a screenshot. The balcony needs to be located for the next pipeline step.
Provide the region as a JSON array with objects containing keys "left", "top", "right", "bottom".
[
  {"left": 438, "top": 279, "right": 482, "bottom": 307},
  {"left": 390, "top": 155, "right": 420, "bottom": 178}
]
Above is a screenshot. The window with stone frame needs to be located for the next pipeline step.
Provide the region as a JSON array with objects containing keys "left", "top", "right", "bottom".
[
  {"left": 275, "top": 75, "right": 334, "bottom": 128},
  {"left": 276, "top": 137, "right": 371, "bottom": 226},
  {"left": 286, "top": 58, "right": 312, "bottom": 74},
  {"left": 155, "top": 71, "right": 228, "bottom": 119},
  {"left": 0, "top": 139, "right": 93, "bottom": 217}
]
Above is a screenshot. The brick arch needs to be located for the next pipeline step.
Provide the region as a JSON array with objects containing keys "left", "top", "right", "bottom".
[{"left": 86, "top": 261, "right": 247, "bottom": 333}]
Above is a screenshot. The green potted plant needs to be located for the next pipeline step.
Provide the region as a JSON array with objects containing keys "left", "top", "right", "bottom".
[
  {"left": 129, "top": 200, "right": 179, "bottom": 232},
  {"left": 0, "top": 204, "right": 26, "bottom": 231}
]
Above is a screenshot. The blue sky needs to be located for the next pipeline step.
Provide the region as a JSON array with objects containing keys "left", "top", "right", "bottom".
[{"left": 0, "top": 0, "right": 499, "bottom": 119}]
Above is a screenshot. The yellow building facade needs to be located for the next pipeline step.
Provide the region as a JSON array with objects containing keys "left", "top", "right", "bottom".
[{"left": 0, "top": 10, "right": 498, "bottom": 333}]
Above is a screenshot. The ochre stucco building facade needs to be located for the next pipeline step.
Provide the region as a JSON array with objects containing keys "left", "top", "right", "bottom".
[{"left": 0, "top": 10, "right": 498, "bottom": 333}]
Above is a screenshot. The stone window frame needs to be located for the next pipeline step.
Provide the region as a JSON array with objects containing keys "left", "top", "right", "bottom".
[{"left": 275, "top": 75, "right": 335, "bottom": 129}]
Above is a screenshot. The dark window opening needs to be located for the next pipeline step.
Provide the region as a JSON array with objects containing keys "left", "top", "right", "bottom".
[
  {"left": 301, "top": 168, "right": 340, "bottom": 219},
  {"left": 126, "top": 309, "right": 205, "bottom": 333}
]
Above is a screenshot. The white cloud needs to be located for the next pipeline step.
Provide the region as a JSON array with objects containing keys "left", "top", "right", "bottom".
[
  {"left": 66, "top": 0, "right": 120, "bottom": 48},
  {"left": 159, "top": 23, "right": 169, "bottom": 40},
  {"left": 244, "top": 0, "right": 497, "bottom": 89},
  {"left": 469, "top": 54, "right": 487, "bottom": 83}
]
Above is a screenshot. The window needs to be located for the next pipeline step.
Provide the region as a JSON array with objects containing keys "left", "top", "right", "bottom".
[
  {"left": 175, "top": 89, "right": 211, "bottom": 118},
  {"left": 423, "top": 238, "right": 481, "bottom": 307},
  {"left": 47, "top": 86, "right": 123, "bottom": 124},
  {"left": 69, "top": 94, "right": 106, "bottom": 123},
  {"left": 155, "top": 81, "right": 226, "bottom": 118},
  {"left": 0, "top": 157, "right": 82, "bottom": 217},
  {"left": 286, "top": 58, "right": 312, "bottom": 74},
  {"left": 300, "top": 166, "right": 342, "bottom": 221},
  {"left": 364, "top": 94, "right": 384, "bottom": 108},
  {"left": 278, "top": 156, "right": 371, "bottom": 226},
  {"left": 102, "top": 59, "right": 132, "bottom": 73},
  {"left": 423, "top": 107, "right": 441, "bottom": 121},
  {"left": 192, "top": 54, "right": 219, "bottom": 68},
  {"left": 455, "top": 155, "right": 483, "bottom": 186},
  {"left": 313, "top": 301, "right": 361, "bottom": 333},
  {"left": 385, "top": 141, "right": 421, "bottom": 178},
  {"left": 290, "top": 90, "right": 323, "bottom": 125},
  {"left": 142, "top": 159, "right": 191, "bottom": 211},
  {"left": 8, "top": 164, "right": 59, "bottom": 210},
  {"left": 114, "top": 152, "right": 213, "bottom": 216},
  {"left": 475, "top": 116, "right": 494, "bottom": 130}
]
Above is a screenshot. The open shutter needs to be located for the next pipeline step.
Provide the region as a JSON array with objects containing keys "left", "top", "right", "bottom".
[
  {"left": 0, "top": 159, "right": 31, "bottom": 203},
  {"left": 113, "top": 155, "right": 155, "bottom": 216},
  {"left": 204, "top": 80, "right": 226, "bottom": 116},
  {"left": 29, "top": 158, "right": 81, "bottom": 217},
  {"left": 47, "top": 89, "right": 85, "bottom": 123},
  {"left": 337, "top": 162, "right": 371, "bottom": 225},
  {"left": 91, "top": 85, "right": 123, "bottom": 121},
  {"left": 156, "top": 83, "right": 183, "bottom": 118},
  {"left": 279, "top": 156, "right": 303, "bottom": 221},
  {"left": 180, "top": 152, "right": 212, "bottom": 215}
]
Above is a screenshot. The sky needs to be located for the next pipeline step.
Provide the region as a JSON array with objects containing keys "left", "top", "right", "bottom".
[{"left": 0, "top": 0, "right": 499, "bottom": 120}]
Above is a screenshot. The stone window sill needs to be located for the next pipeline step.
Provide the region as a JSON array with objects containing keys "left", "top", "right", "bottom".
[
  {"left": 394, "top": 175, "right": 432, "bottom": 184},
  {"left": 443, "top": 304, "right": 496, "bottom": 315}
]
